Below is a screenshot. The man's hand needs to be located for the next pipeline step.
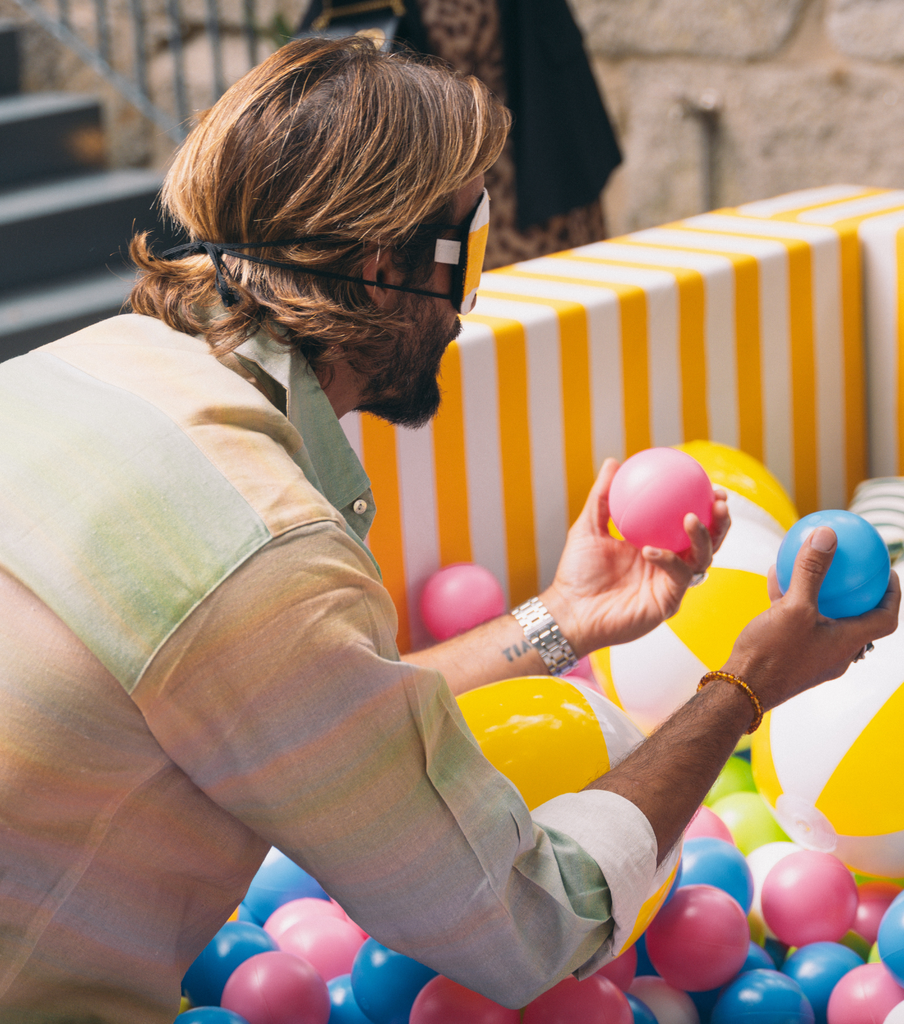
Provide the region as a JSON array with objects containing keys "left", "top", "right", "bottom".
[
  {"left": 588, "top": 526, "right": 901, "bottom": 863},
  {"left": 542, "top": 458, "right": 731, "bottom": 658},
  {"left": 723, "top": 525, "right": 901, "bottom": 711}
]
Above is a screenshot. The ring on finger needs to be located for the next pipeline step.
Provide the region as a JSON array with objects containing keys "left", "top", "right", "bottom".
[
  {"left": 853, "top": 642, "right": 875, "bottom": 663},
  {"left": 688, "top": 571, "right": 708, "bottom": 588}
]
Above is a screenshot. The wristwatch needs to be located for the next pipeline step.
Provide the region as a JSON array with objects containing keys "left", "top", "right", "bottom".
[{"left": 511, "top": 596, "right": 579, "bottom": 677}]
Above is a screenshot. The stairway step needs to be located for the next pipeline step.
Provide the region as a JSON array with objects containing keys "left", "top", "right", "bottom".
[
  {"left": 0, "top": 170, "right": 181, "bottom": 292},
  {"left": 0, "top": 23, "right": 20, "bottom": 98},
  {"left": 0, "top": 268, "right": 134, "bottom": 362},
  {"left": 0, "top": 92, "right": 105, "bottom": 186}
]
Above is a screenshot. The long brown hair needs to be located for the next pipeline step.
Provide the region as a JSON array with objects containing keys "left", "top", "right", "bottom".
[{"left": 129, "top": 37, "right": 510, "bottom": 376}]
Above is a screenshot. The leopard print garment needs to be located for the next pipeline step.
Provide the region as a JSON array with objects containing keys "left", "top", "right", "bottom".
[{"left": 415, "top": 0, "right": 607, "bottom": 269}]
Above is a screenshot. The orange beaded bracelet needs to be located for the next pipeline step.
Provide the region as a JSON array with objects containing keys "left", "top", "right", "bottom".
[{"left": 697, "top": 670, "right": 764, "bottom": 734}]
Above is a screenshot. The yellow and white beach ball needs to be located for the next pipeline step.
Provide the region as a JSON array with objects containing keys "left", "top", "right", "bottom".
[
  {"left": 457, "top": 676, "right": 681, "bottom": 951},
  {"left": 674, "top": 440, "right": 799, "bottom": 537},
  {"left": 752, "top": 569, "right": 904, "bottom": 878},
  {"left": 590, "top": 513, "right": 780, "bottom": 735}
]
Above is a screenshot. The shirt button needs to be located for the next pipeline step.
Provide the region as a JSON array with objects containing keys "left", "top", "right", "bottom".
[{"left": 353, "top": 499, "right": 368, "bottom": 515}]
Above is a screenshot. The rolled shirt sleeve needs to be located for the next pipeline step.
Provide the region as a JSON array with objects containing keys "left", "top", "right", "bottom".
[{"left": 133, "top": 520, "right": 660, "bottom": 1007}]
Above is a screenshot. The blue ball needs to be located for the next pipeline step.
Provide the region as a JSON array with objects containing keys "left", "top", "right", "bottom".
[
  {"left": 776, "top": 510, "right": 890, "bottom": 618},
  {"left": 741, "top": 941, "right": 777, "bottom": 974},
  {"left": 350, "top": 939, "right": 437, "bottom": 1024},
  {"left": 181, "top": 921, "right": 278, "bottom": 1008},
  {"left": 328, "top": 974, "right": 373, "bottom": 1024},
  {"left": 679, "top": 837, "right": 754, "bottom": 913},
  {"left": 176, "top": 1011, "right": 250, "bottom": 1024},
  {"left": 242, "top": 848, "right": 329, "bottom": 925},
  {"left": 877, "top": 888, "right": 904, "bottom": 984},
  {"left": 626, "top": 992, "right": 659, "bottom": 1024},
  {"left": 782, "top": 942, "right": 864, "bottom": 1024},
  {"left": 176, "top": 1007, "right": 250, "bottom": 1024},
  {"left": 712, "top": 969, "right": 814, "bottom": 1024}
]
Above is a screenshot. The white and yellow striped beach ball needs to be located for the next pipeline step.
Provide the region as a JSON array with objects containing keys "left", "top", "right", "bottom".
[
  {"left": 752, "top": 575, "right": 904, "bottom": 878},
  {"left": 458, "top": 676, "right": 681, "bottom": 952}
]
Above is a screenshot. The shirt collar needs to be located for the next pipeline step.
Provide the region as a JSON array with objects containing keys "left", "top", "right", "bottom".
[{"left": 234, "top": 331, "right": 371, "bottom": 516}]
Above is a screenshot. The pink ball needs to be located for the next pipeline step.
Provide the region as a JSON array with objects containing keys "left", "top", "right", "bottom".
[
  {"left": 277, "top": 916, "right": 365, "bottom": 982},
  {"left": 595, "top": 943, "right": 638, "bottom": 992},
  {"left": 645, "top": 883, "right": 749, "bottom": 991},
  {"left": 686, "top": 805, "right": 736, "bottom": 845},
  {"left": 856, "top": 882, "right": 903, "bottom": 947},
  {"left": 827, "top": 962, "right": 904, "bottom": 1024},
  {"left": 609, "top": 447, "right": 714, "bottom": 552},
  {"left": 264, "top": 898, "right": 348, "bottom": 944},
  {"left": 220, "top": 950, "right": 330, "bottom": 1024},
  {"left": 761, "top": 850, "right": 858, "bottom": 947},
  {"left": 522, "top": 975, "right": 633, "bottom": 1024},
  {"left": 418, "top": 563, "right": 506, "bottom": 641},
  {"left": 409, "top": 975, "right": 520, "bottom": 1024}
]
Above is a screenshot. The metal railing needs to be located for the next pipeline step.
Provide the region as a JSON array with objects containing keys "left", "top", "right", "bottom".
[{"left": 9, "top": 0, "right": 301, "bottom": 141}]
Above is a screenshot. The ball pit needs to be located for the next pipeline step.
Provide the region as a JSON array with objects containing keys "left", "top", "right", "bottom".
[
  {"left": 608, "top": 446, "right": 714, "bottom": 553},
  {"left": 326, "top": 974, "right": 372, "bottom": 1024},
  {"left": 856, "top": 882, "right": 902, "bottom": 947},
  {"left": 878, "top": 890, "right": 904, "bottom": 984},
  {"left": 710, "top": 791, "right": 790, "bottom": 856},
  {"left": 182, "top": 921, "right": 280, "bottom": 1008},
  {"left": 350, "top": 938, "right": 437, "bottom": 1024},
  {"left": 705, "top": 754, "right": 758, "bottom": 807},
  {"left": 628, "top": 975, "right": 701, "bottom": 1024},
  {"left": 685, "top": 804, "right": 736, "bottom": 845},
  {"left": 418, "top": 562, "right": 506, "bottom": 641}
]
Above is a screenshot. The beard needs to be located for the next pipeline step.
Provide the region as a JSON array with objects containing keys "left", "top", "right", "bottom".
[{"left": 356, "top": 297, "right": 462, "bottom": 429}]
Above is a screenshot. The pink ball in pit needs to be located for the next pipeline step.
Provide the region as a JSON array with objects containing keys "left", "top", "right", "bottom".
[
  {"left": 522, "top": 974, "right": 633, "bottom": 1024},
  {"left": 220, "top": 950, "right": 330, "bottom": 1024},
  {"left": 594, "top": 942, "right": 637, "bottom": 991},
  {"left": 277, "top": 915, "right": 366, "bottom": 982},
  {"left": 760, "top": 849, "right": 858, "bottom": 947},
  {"left": 855, "top": 881, "right": 903, "bottom": 947},
  {"left": 686, "top": 804, "right": 735, "bottom": 845},
  {"left": 264, "top": 897, "right": 349, "bottom": 944},
  {"left": 826, "top": 962, "right": 904, "bottom": 1024},
  {"left": 409, "top": 975, "right": 521, "bottom": 1024},
  {"left": 644, "top": 883, "right": 749, "bottom": 992},
  {"left": 419, "top": 563, "right": 506, "bottom": 641},
  {"left": 609, "top": 448, "right": 714, "bottom": 553}
]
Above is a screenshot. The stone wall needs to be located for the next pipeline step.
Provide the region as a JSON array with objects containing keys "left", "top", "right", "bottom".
[
  {"left": 572, "top": 0, "right": 904, "bottom": 234},
  {"left": 4, "top": 0, "right": 904, "bottom": 236}
]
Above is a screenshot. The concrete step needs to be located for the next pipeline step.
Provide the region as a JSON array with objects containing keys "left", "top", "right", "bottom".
[
  {"left": 0, "top": 23, "right": 20, "bottom": 98},
  {"left": 0, "top": 92, "right": 105, "bottom": 187},
  {"left": 0, "top": 268, "right": 134, "bottom": 362},
  {"left": 0, "top": 169, "right": 182, "bottom": 292}
]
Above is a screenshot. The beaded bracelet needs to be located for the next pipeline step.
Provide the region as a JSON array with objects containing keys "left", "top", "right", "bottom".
[{"left": 697, "top": 670, "right": 764, "bottom": 734}]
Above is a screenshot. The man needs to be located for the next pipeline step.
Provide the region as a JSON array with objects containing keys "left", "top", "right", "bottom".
[{"left": 0, "top": 37, "right": 897, "bottom": 1022}]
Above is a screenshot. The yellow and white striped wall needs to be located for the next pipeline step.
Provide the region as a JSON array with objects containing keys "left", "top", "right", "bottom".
[{"left": 341, "top": 186, "right": 904, "bottom": 653}]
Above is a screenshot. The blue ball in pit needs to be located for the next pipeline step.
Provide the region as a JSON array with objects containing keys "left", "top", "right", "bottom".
[
  {"left": 776, "top": 510, "right": 890, "bottom": 618},
  {"left": 350, "top": 938, "right": 437, "bottom": 1024},
  {"left": 712, "top": 968, "right": 814, "bottom": 1024}
]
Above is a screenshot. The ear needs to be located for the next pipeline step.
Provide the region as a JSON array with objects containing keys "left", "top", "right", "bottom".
[{"left": 362, "top": 244, "right": 405, "bottom": 309}]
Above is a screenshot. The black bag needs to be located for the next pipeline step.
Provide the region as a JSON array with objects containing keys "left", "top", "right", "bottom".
[{"left": 296, "top": 0, "right": 430, "bottom": 54}]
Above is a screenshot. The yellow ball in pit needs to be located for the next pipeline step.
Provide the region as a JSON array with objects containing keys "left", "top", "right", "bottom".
[{"left": 457, "top": 676, "right": 681, "bottom": 952}]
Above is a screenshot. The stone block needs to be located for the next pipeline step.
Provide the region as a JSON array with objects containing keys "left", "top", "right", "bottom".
[
  {"left": 608, "top": 59, "right": 904, "bottom": 234},
  {"left": 828, "top": 0, "right": 904, "bottom": 62},
  {"left": 571, "top": 0, "right": 806, "bottom": 59}
]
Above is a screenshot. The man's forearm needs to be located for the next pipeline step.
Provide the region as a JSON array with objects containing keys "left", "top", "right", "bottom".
[
  {"left": 401, "top": 609, "right": 550, "bottom": 694},
  {"left": 586, "top": 676, "right": 755, "bottom": 863}
]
